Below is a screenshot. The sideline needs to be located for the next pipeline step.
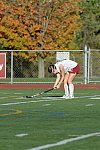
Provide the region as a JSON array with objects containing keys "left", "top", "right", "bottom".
[{"left": 28, "top": 132, "right": 100, "bottom": 150}]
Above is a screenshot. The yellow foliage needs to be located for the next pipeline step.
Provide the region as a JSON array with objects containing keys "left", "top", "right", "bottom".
[{"left": 0, "top": 0, "right": 82, "bottom": 60}]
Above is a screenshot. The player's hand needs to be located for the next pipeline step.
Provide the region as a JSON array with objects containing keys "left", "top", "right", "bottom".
[
  {"left": 53, "top": 86, "right": 57, "bottom": 89},
  {"left": 56, "top": 84, "right": 60, "bottom": 89},
  {"left": 54, "top": 85, "right": 60, "bottom": 89}
]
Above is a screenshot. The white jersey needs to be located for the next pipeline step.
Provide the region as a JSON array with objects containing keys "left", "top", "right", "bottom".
[{"left": 54, "top": 60, "right": 77, "bottom": 73}]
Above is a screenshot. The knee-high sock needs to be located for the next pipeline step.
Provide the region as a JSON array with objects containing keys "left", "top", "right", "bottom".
[
  {"left": 64, "top": 84, "right": 69, "bottom": 96},
  {"left": 69, "top": 84, "right": 74, "bottom": 97}
]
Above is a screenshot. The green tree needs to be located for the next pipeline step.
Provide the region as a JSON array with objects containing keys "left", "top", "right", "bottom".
[{"left": 76, "top": 0, "right": 100, "bottom": 49}]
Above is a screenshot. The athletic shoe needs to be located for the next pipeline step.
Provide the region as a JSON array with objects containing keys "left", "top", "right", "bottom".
[
  {"left": 61, "top": 95, "right": 70, "bottom": 99},
  {"left": 69, "top": 96, "right": 74, "bottom": 99}
]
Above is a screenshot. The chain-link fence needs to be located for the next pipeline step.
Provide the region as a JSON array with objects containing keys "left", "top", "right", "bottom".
[
  {"left": 89, "top": 49, "right": 100, "bottom": 83},
  {"left": 0, "top": 49, "right": 100, "bottom": 84}
]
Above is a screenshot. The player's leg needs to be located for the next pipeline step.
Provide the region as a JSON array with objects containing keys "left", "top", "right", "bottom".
[
  {"left": 67, "top": 73, "right": 76, "bottom": 98},
  {"left": 62, "top": 72, "right": 70, "bottom": 98}
]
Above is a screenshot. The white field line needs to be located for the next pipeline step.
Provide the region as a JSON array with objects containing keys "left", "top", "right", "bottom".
[
  {"left": 15, "top": 133, "right": 28, "bottom": 137},
  {"left": 85, "top": 104, "right": 95, "bottom": 107},
  {"left": 0, "top": 95, "right": 100, "bottom": 107},
  {"left": 28, "top": 132, "right": 100, "bottom": 150},
  {"left": 0, "top": 99, "right": 63, "bottom": 106},
  {"left": 43, "top": 104, "right": 51, "bottom": 106},
  {"left": 76, "top": 95, "right": 100, "bottom": 99},
  {"left": 41, "top": 95, "right": 100, "bottom": 99},
  {"left": 90, "top": 97, "right": 100, "bottom": 99}
]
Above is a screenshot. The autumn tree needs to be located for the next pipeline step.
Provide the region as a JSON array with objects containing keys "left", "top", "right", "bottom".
[
  {"left": 43, "top": 0, "right": 82, "bottom": 50},
  {"left": 0, "top": 0, "right": 82, "bottom": 77},
  {"left": 0, "top": 0, "right": 81, "bottom": 51}
]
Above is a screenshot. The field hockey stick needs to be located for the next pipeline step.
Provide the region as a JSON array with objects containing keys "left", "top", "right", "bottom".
[{"left": 24, "top": 88, "right": 54, "bottom": 98}]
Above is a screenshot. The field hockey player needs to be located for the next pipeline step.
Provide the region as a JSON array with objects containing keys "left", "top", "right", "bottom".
[{"left": 48, "top": 59, "right": 80, "bottom": 99}]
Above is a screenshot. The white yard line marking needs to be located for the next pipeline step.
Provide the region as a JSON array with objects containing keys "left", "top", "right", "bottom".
[
  {"left": 0, "top": 99, "right": 62, "bottom": 106},
  {"left": 68, "top": 134, "right": 82, "bottom": 137},
  {"left": 28, "top": 132, "right": 100, "bottom": 150},
  {"left": 15, "top": 133, "right": 28, "bottom": 137},
  {"left": 85, "top": 104, "right": 95, "bottom": 107},
  {"left": 41, "top": 97, "right": 60, "bottom": 100},
  {"left": 76, "top": 95, "right": 100, "bottom": 99},
  {"left": 43, "top": 104, "right": 51, "bottom": 106},
  {"left": 0, "top": 95, "right": 100, "bottom": 107},
  {"left": 90, "top": 97, "right": 100, "bottom": 99},
  {"left": 14, "top": 93, "right": 22, "bottom": 94}
]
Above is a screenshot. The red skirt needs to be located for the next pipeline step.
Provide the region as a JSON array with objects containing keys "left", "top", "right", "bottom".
[{"left": 69, "top": 64, "right": 80, "bottom": 74}]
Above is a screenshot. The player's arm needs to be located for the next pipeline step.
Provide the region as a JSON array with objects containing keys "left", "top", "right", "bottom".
[
  {"left": 53, "top": 73, "right": 60, "bottom": 89},
  {"left": 56, "top": 64, "right": 65, "bottom": 88}
]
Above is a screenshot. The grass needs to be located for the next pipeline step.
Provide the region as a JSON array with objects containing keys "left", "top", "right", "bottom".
[
  {"left": 0, "top": 76, "right": 87, "bottom": 83},
  {"left": 0, "top": 89, "right": 100, "bottom": 150}
]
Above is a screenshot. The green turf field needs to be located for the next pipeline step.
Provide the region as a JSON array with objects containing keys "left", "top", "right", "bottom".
[{"left": 0, "top": 89, "right": 100, "bottom": 150}]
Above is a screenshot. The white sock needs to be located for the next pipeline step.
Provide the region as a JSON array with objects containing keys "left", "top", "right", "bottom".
[
  {"left": 64, "top": 84, "right": 69, "bottom": 97},
  {"left": 69, "top": 84, "right": 74, "bottom": 97}
]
